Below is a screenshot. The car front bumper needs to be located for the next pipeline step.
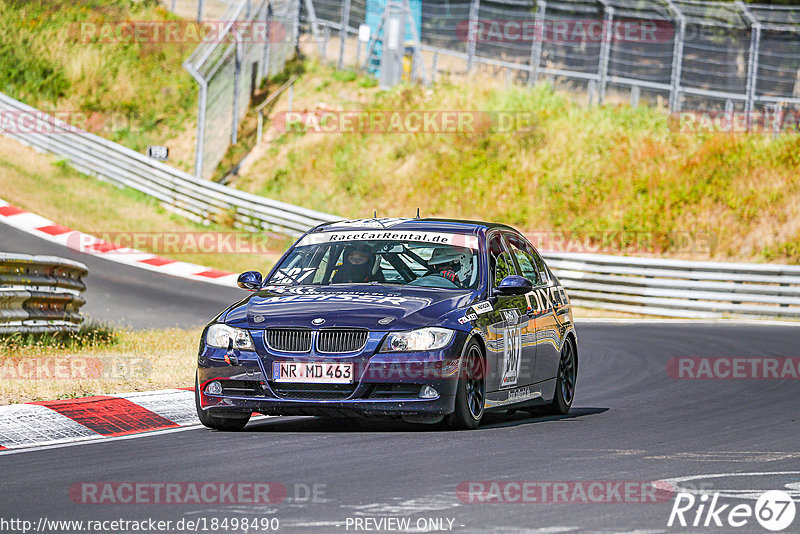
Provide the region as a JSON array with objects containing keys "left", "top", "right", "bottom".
[{"left": 196, "top": 331, "right": 468, "bottom": 417}]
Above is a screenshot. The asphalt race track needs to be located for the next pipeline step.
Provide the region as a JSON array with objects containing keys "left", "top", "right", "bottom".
[
  {"left": 2, "top": 323, "right": 799, "bottom": 533},
  {"left": 0, "top": 222, "right": 242, "bottom": 329}
]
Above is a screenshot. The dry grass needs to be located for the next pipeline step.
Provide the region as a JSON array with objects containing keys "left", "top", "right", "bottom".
[
  {"left": 0, "top": 327, "right": 201, "bottom": 405},
  {"left": 0, "top": 136, "right": 290, "bottom": 273},
  {"left": 239, "top": 60, "right": 800, "bottom": 263}
]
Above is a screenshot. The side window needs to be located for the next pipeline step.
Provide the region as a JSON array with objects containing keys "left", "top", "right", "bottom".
[
  {"left": 488, "top": 233, "right": 517, "bottom": 287},
  {"left": 506, "top": 234, "right": 540, "bottom": 286}
]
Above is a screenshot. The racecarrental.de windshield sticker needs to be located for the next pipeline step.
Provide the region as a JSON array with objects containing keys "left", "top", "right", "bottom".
[{"left": 297, "top": 231, "right": 480, "bottom": 250}]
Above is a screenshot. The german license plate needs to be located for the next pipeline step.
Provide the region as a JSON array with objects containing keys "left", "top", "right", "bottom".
[{"left": 272, "top": 362, "right": 353, "bottom": 383}]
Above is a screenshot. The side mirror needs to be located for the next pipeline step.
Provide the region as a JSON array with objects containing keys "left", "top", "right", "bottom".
[
  {"left": 237, "top": 271, "right": 263, "bottom": 291},
  {"left": 495, "top": 275, "right": 532, "bottom": 296}
]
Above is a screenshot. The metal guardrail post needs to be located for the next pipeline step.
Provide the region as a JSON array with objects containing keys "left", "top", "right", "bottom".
[
  {"left": 665, "top": 0, "right": 685, "bottom": 112},
  {"left": 197, "top": 0, "right": 205, "bottom": 22},
  {"left": 466, "top": 0, "right": 480, "bottom": 73},
  {"left": 738, "top": 1, "right": 761, "bottom": 132},
  {"left": 597, "top": 2, "right": 613, "bottom": 104},
  {"left": 338, "top": 0, "right": 352, "bottom": 70},
  {"left": 0, "top": 254, "right": 88, "bottom": 333},
  {"left": 528, "top": 0, "right": 546, "bottom": 86}
]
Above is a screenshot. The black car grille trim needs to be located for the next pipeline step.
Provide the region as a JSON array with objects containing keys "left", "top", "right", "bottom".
[
  {"left": 220, "top": 380, "right": 264, "bottom": 397},
  {"left": 317, "top": 329, "right": 369, "bottom": 354},
  {"left": 265, "top": 328, "right": 312, "bottom": 353},
  {"left": 270, "top": 382, "right": 359, "bottom": 400},
  {"left": 368, "top": 384, "right": 422, "bottom": 399}
]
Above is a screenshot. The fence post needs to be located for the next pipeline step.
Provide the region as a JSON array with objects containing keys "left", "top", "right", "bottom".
[
  {"left": 261, "top": 2, "right": 273, "bottom": 79},
  {"left": 528, "top": 0, "right": 546, "bottom": 86},
  {"left": 304, "top": 0, "right": 323, "bottom": 56},
  {"left": 597, "top": 2, "right": 613, "bottom": 103},
  {"left": 738, "top": 1, "right": 761, "bottom": 132},
  {"left": 232, "top": 39, "right": 243, "bottom": 144},
  {"left": 194, "top": 78, "right": 208, "bottom": 179},
  {"left": 197, "top": 0, "right": 204, "bottom": 22},
  {"left": 665, "top": 0, "right": 685, "bottom": 112},
  {"left": 466, "top": 0, "right": 480, "bottom": 72},
  {"left": 630, "top": 85, "right": 640, "bottom": 107},
  {"left": 338, "top": 0, "right": 352, "bottom": 69}
]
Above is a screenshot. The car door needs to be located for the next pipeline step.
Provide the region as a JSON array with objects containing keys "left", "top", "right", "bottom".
[
  {"left": 482, "top": 231, "right": 532, "bottom": 392},
  {"left": 527, "top": 243, "right": 562, "bottom": 383},
  {"left": 503, "top": 231, "right": 544, "bottom": 387}
]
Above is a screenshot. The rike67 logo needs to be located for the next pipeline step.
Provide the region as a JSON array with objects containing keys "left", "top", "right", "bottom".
[{"left": 669, "top": 490, "right": 796, "bottom": 531}]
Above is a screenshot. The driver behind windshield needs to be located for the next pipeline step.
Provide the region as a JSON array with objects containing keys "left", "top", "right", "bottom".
[
  {"left": 331, "top": 244, "right": 384, "bottom": 284},
  {"left": 427, "top": 247, "right": 471, "bottom": 288}
]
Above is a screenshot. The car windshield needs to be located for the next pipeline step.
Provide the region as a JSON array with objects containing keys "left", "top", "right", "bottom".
[{"left": 267, "top": 232, "right": 480, "bottom": 289}]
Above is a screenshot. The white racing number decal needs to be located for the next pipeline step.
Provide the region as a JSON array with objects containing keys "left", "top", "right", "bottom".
[
  {"left": 298, "top": 230, "right": 480, "bottom": 250},
  {"left": 472, "top": 301, "right": 493, "bottom": 315},
  {"left": 270, "top": 267, "right": 316, "bottom": 284},
  {"left": 500, "top": 309, "right": 523, "bottom": 388}
]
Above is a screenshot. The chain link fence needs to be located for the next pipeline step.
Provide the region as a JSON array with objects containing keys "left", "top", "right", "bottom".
[
  {"left": 169, "top": 0, "right": 299, "bottom": 180},
  {"left": 305, "top": 0, "right": 800, "bottom": 125}
]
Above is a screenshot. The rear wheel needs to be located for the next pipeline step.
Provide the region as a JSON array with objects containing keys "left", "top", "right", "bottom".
[
  {"left": 445, "top": 340, "right": 486, "bottom": 430},
  {"left": 544, "top": 337, "right": 577, "bottom": 415},
  {"left": 195, "top": 373, "right": 251, "bottom": 431}
]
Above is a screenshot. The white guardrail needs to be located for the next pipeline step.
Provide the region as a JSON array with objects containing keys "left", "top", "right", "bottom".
[
  {"left": 0, "top": 253, "right": 88, "bottom": 333},
  {"left": 0, "top": 92, "right": 339, "bottom": 236},
  {"left": 543, "top": 252, "right": 800, "bottom": 319},
  {"left": 2, "top": 91, "right": 800, "bottom": 320}
]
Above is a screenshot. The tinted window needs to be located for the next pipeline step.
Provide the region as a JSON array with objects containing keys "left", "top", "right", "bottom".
[
  {"left": 505, "top": 233, "right": 540, "bottom": 286},
  {"left": 487, "top": 233, "right": 517, "bottom": 287}
]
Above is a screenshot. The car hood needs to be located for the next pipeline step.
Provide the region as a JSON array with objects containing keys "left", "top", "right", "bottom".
[{"left": 222, "top": 284, "right": 477, "bottom": 331}]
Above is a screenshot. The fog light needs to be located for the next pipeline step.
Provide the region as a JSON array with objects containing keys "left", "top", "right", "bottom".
[
  {"left": 419, "top": 385, "right": 438, "bottom": 399},
  {"left": 205, "top": 381, "right": 223, "bottom": 395}
]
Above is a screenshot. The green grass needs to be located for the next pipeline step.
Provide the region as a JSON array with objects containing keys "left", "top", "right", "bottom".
[
  {"left": 239, "top": 62, "right": 800, "bottom": 262},
  {"left": 0, "top": 0, "right": 197, "bottom": 151},
  {"left": 0, "top": 321, "right": 118, "bottom": 351}
]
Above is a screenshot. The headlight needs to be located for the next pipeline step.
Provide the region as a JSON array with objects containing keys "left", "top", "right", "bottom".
[
  {"left": 206, "top": 324, "right": 254, "bottom": 351},
  {"left": 380, "top": 327, "right": 454, "bottom": 352}
]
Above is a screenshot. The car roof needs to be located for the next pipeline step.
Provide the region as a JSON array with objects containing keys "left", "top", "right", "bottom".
[{"left": 311, "top": 217, "right": 516, "bottom": 235}]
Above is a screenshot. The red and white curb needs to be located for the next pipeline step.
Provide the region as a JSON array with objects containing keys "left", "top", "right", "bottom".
[
  {"left": 0, "top": 198, "right": 238, "bottom": 287},
  {"left": 0, "top": 389, "right": 200, "bottom": 451}
]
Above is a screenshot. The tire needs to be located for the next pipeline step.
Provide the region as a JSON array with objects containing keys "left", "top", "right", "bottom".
[
  {"left": 195, "top": 373, "right": 251, "bottom": 431},
  {"left": 445, "top": 339, "right": 486, "bottom": 430},
  {"left": 544, "top": 337, "right": 577, "bottom": 415}
]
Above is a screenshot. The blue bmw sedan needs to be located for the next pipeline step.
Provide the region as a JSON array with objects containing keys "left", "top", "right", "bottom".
[{"left": 196, "top": 218, "right": 577, "bottom": 430}]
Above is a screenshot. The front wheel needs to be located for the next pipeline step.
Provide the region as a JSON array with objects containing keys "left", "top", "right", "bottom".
[
  {"left": 445, "top": 340, "right": 486, "bottom": 430},
  {"left": 544, "top": 337, "right": 577, "bottom": 415},
  {"left": 195, "top": 373, "right": 251, "bottom": 431}
]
